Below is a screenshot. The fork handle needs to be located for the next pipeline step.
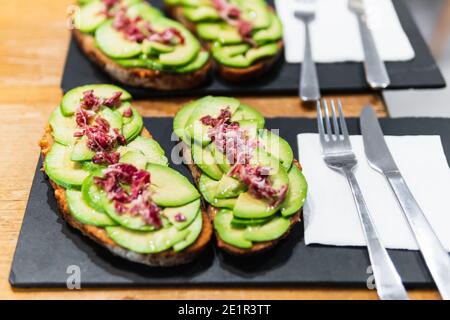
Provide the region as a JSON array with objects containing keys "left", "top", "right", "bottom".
[
  {"left": 343, "top": 168, "right": 409, "bottom": 300},
  {"left": 300, "top": 22, "right": 320, "bottom": 101}
]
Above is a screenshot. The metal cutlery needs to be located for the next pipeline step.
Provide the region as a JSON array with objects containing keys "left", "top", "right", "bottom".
[
  {"left": 360, "top": 106, "right": 450, "bottom": 300},
  {"left": 348, "top": 0, "right": 390, "bottom": 89},
  {"left": 316, "top": 99, "right": 408, "bottom": 300},
  {"left": 294, "top": 0, "right": 320, "bottom": 101}
]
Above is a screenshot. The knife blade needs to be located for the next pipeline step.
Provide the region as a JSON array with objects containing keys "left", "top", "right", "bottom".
[{"left": 360, "top": 106, "right": 450, "bottom": 300}]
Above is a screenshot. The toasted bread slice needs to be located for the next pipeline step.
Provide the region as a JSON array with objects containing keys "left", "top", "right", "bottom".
[
  {"left": 40, "top": 124, "right": 213, "bottom": 267},
  {"left": 181, "top": 143, "right": 301, "bottom": 256},
  {"left": 73, "top": 29, "right": 212, "bottom": 90},
  {"left": 165, "top": 5, "right": 283, "bottom": 82}
]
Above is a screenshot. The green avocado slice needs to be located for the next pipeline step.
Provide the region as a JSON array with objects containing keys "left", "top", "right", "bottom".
[
  {"left": 191, "top": 142, "right": 223, "bottom": 180},
  {"left": 60, "top": 84, "right": 131, "bottom": 116},
  {"left": 280, "top": 164, "right": 307, "bottom": 217},
  {"left": 173, "top": 210, "right": 203, "bottom": 252},
  {"left": 163, "top": 199, "right": 201, "bottom": 230},
  {"left": 49, "top": 108, "right": 77, "bottom": 146},
  {"left": 173, "top": 101, "right": 197, "bottom": 144},
  {"left": 105, "top": 224, "right": 190, "bottom": 254},
  {"left": 44, "top": 143, "right": 90, "bottom": 190},
  {"left": 214, "top": 209, "right": 252, "bottom": 249},
  {"left": 244, "top": 215, "right": 291, "bottom": 242},
  {"left": 66, "top": 189, "right": 117, "bottom": 227},
  {"left": 147, "top": 163, "right": 200, "bottom": 207},
  {"left": 95, "top": 21, "right": 142, "bottom": 59},
  {"left": 198, "top": 174, "right": 237, "bottom": 209},
  {"left": 74, "top": 0, "right": 106, "bottom": 33}
]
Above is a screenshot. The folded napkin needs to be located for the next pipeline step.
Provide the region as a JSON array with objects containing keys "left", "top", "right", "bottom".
[
  {"left": 275, "top": 0, "right": 415, "bottom": 63},
  {"left": 297, "top": 134, "right": 450, "bottom": 251}
]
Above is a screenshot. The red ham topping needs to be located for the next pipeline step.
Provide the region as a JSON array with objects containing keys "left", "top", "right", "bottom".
[
  {"left": 201, "top": 108, "right": 287, "bottom": 205},
  {"left": 94, "top": 163, "right": 162, "bottom": 227},
  {"left": 229, "top": 164, "right": 288, "bottom": 207},
  {"left": 212, "top": 0, "right": 254, "bottom": 43},
  {"left": 74, "top": 90, "right": 127, "bottom": 165},
  {"left": 100, "top": 0, "right": 121, "bottom": 18},
  {"left": 174, "top": 213, "right": 187, "bottom": 222},
  {"left": 122, "top": 107, "right": 133, "bottom": 118},
  {"left": 112, "top": 8, "right": 184, "bottom": 44}
]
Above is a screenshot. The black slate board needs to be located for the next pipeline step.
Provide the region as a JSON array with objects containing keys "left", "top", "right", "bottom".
[
  {"left": 10, "top": 117, "right": 450, "bottom": 288},
  {"left": 61, "top": 0, "right": 445, "bottom": 99}
]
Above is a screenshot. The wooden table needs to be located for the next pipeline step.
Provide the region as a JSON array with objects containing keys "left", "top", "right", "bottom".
[{"left": 0, "top": 0, "right": 439, "bottom": 300}]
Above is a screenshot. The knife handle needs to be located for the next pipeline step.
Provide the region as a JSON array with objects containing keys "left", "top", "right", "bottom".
[
  {"left": 344, "top": 169, "right": 408, "bottom": 300},
  {"left": 356, "top": 15, "right": 390, "bottom": 89},
  {"left": 386, "top": 171, "right": 450, "bottom": 299}
]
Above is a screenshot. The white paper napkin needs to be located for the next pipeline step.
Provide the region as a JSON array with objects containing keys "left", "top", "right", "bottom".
[
  {"left": 297, "top": 134, "right": 450, "bottom": 251},
  {"left": 275, "top": 0, "right": 415, "bottom": 63}
]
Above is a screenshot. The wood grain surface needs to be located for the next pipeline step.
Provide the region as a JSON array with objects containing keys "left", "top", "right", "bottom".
[{"left": 0, "top": 0, "right": 439, "bottom": 300}]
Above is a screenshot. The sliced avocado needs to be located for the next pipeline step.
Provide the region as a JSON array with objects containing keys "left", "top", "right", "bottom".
[
  {"left": 122, "top": 107, "right": 143, "bottom": 142},
  {"left": 191, "top": 142, "right": 223, "bottom": 180},
  {"left": 163, "top": 199, "right": 201, "bottom": 230},
  {"left": 120, "top": 150, "right": 148, "bottom": 169},
  {"left": 183, "top": 6, "right": 220, "bottom": 22},
  {"left": 233, "top": 191, "right": 278, "bottom": 219},
  {"left": 49, "top": 108, "right": 77, "bottom": 145},
  {"left": 124, "top": 136, "right": 168, "bottom": 166},
  {"left": 142, "top": 40, "right": 175, "bottom": 56},
  {"left": 230, "top": 104, "right": 265, "bottom": 129},
  {"left": 98, "top": 107, "right": 123, "bottom": 132},
  {"left": 173, "top": 101, "right": 197, "bottom": 144},
  {"left": 113, "top": 57, "right": 165, "bottom": 71},
  {"left": 95, "top": 21, "right": 142, "bottom": 59},
  {"left": 116, "top": 102, "right": 133, "bottom": 124},
  {"left": 101, "top": 193, "right": 157, "bottom": 231},
  {"left": 244, "top": 215, "right": 291, "bottom": 242},
  {"left": 82, "top": 161, "right": 106, "bottom": 173},
  {"left": 281, "top": 164, "right": 307, "bottom": 217},
  {"left": 186, "top": 96, "right": 240, "bottom": 145},
  {"left": 61, "top": 84, "right": 131, "bottom": 116},
  {"left": 197, "top": 23, "right": 243, "bottom": 44},
  {"left": 82, "top": 172, "right": 106, "bottom": 213},
  {"left": 175, "top": 50, "right": 210, "bottom": 73},
  {"left": 198, "top": 174, "right": 236, "bottom": 209},
  {"left": 147, "top": 163, "right": 200, "bottom": 207},
  {"left": 210, "top": 142, "right": 231, "bottom": 173},
  {"left": 156, "top": 18, "right": 201, "bottom": 67},
  {"left": 75, "top": 0, "right": 106, "bottom": 33},
  {"left": 178, "top": 0, "right": 213, "bottom": 7},
  {"left": 173, "top": 210, "right": 202, "bottom": 252},
  {"left": 237, "top": 119, "right": 259, "bottom": 141},
  {"left": 215, "top": 175, "right": 245, "bottom": 199},
  {"left": 66, "top": 189, "right": 116, "bottom": 227},
  {"left": 71, "top": 136, "right": 95, "bottom": 162},
  {"left": 259, "top": 129, "right": 294, "bottom": 171},
  {"left": 250, "top": 148, "right": 289, "bottom": 190},
  {"left": 253, "top": 12, "right": 283, "bottom": 45},
  {"left": 214, "top": 209, "right": 252, "bottom": 249},
  {"left": 127, "top": 2, "right": 163, "bottom": 21},
  {"left": 44, "top": 143, "right": 90, "bottom": 189},
  {"left": 231, "top": 216, "right": 272, "bottom": 227},
  {"left": 106, "top": 225, "right": 190, "bottom": 254},
  {"left": 212, "top": 42, "right": 278, "bottom": 68},
  {"left": 237, "top": 0, "right": 271, "bottom": 30}
]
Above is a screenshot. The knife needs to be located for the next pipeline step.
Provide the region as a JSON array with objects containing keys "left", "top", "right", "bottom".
[
  {"left": 348, "top": 0, "right": 390, "bottom": 89},
  {"left": 360, "top": 106, "right": 450, "bottom": 300}
]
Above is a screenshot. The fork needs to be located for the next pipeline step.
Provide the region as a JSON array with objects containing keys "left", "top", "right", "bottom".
[
  {"left": 294, "top": 0, "right": 320, "bottom": 101},
  {"left": 317, "top": 99, "right": 408, "bottom": 300}
]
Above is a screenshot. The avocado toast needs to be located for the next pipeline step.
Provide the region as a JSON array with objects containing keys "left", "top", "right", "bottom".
[
  {"left": 72, "top": 0, "right": 211, "bottom": 90},
  {"left": 39, "top": 84, "right": 212, "bottom": 266},
  {"left": 165, "top": 0, "right": 283, "bottom": 81},
  {"left": 173, "top": 96, "right": 307, "bottom": 254}
]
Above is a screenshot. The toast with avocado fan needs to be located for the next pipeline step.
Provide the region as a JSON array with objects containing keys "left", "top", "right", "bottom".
[
  {"left": 72, "top": 0, "right": 211, "bottom": 90},
  {"left": 164, "top": 0, "right": 284, "bottom": 82},
  {"left": 173, "top": 96, "right": 307, "bottom": 255},
  {"left": 39, "top": 84, "right": 212, "bottom": 266}
]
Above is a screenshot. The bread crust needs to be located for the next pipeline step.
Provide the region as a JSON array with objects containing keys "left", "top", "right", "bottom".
[
  {"left": 165, "top": 5, "right": 283, "bottom": 82},
  {"left": 73, "top": 29, "right": 212, "bottom": 90},
  {"left": 40, "top": 124, "right": 213, "bottom": 267},
  {"left": 181, "top": 143, "right": 302, "bottom": 256}
]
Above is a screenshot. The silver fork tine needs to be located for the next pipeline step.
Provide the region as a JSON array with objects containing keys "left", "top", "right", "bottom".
[
  {"left": 330, "top": 100, "right": 340, "bottom": 139},
  {"left": 337, "top": 99, "right": 349, "bottom": 141},
  {"left": 316, "top": 101, "right": 326, "bottom": 144},
  {"left": 322, "top": 100, "right": 333, "bottom": 141}
]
